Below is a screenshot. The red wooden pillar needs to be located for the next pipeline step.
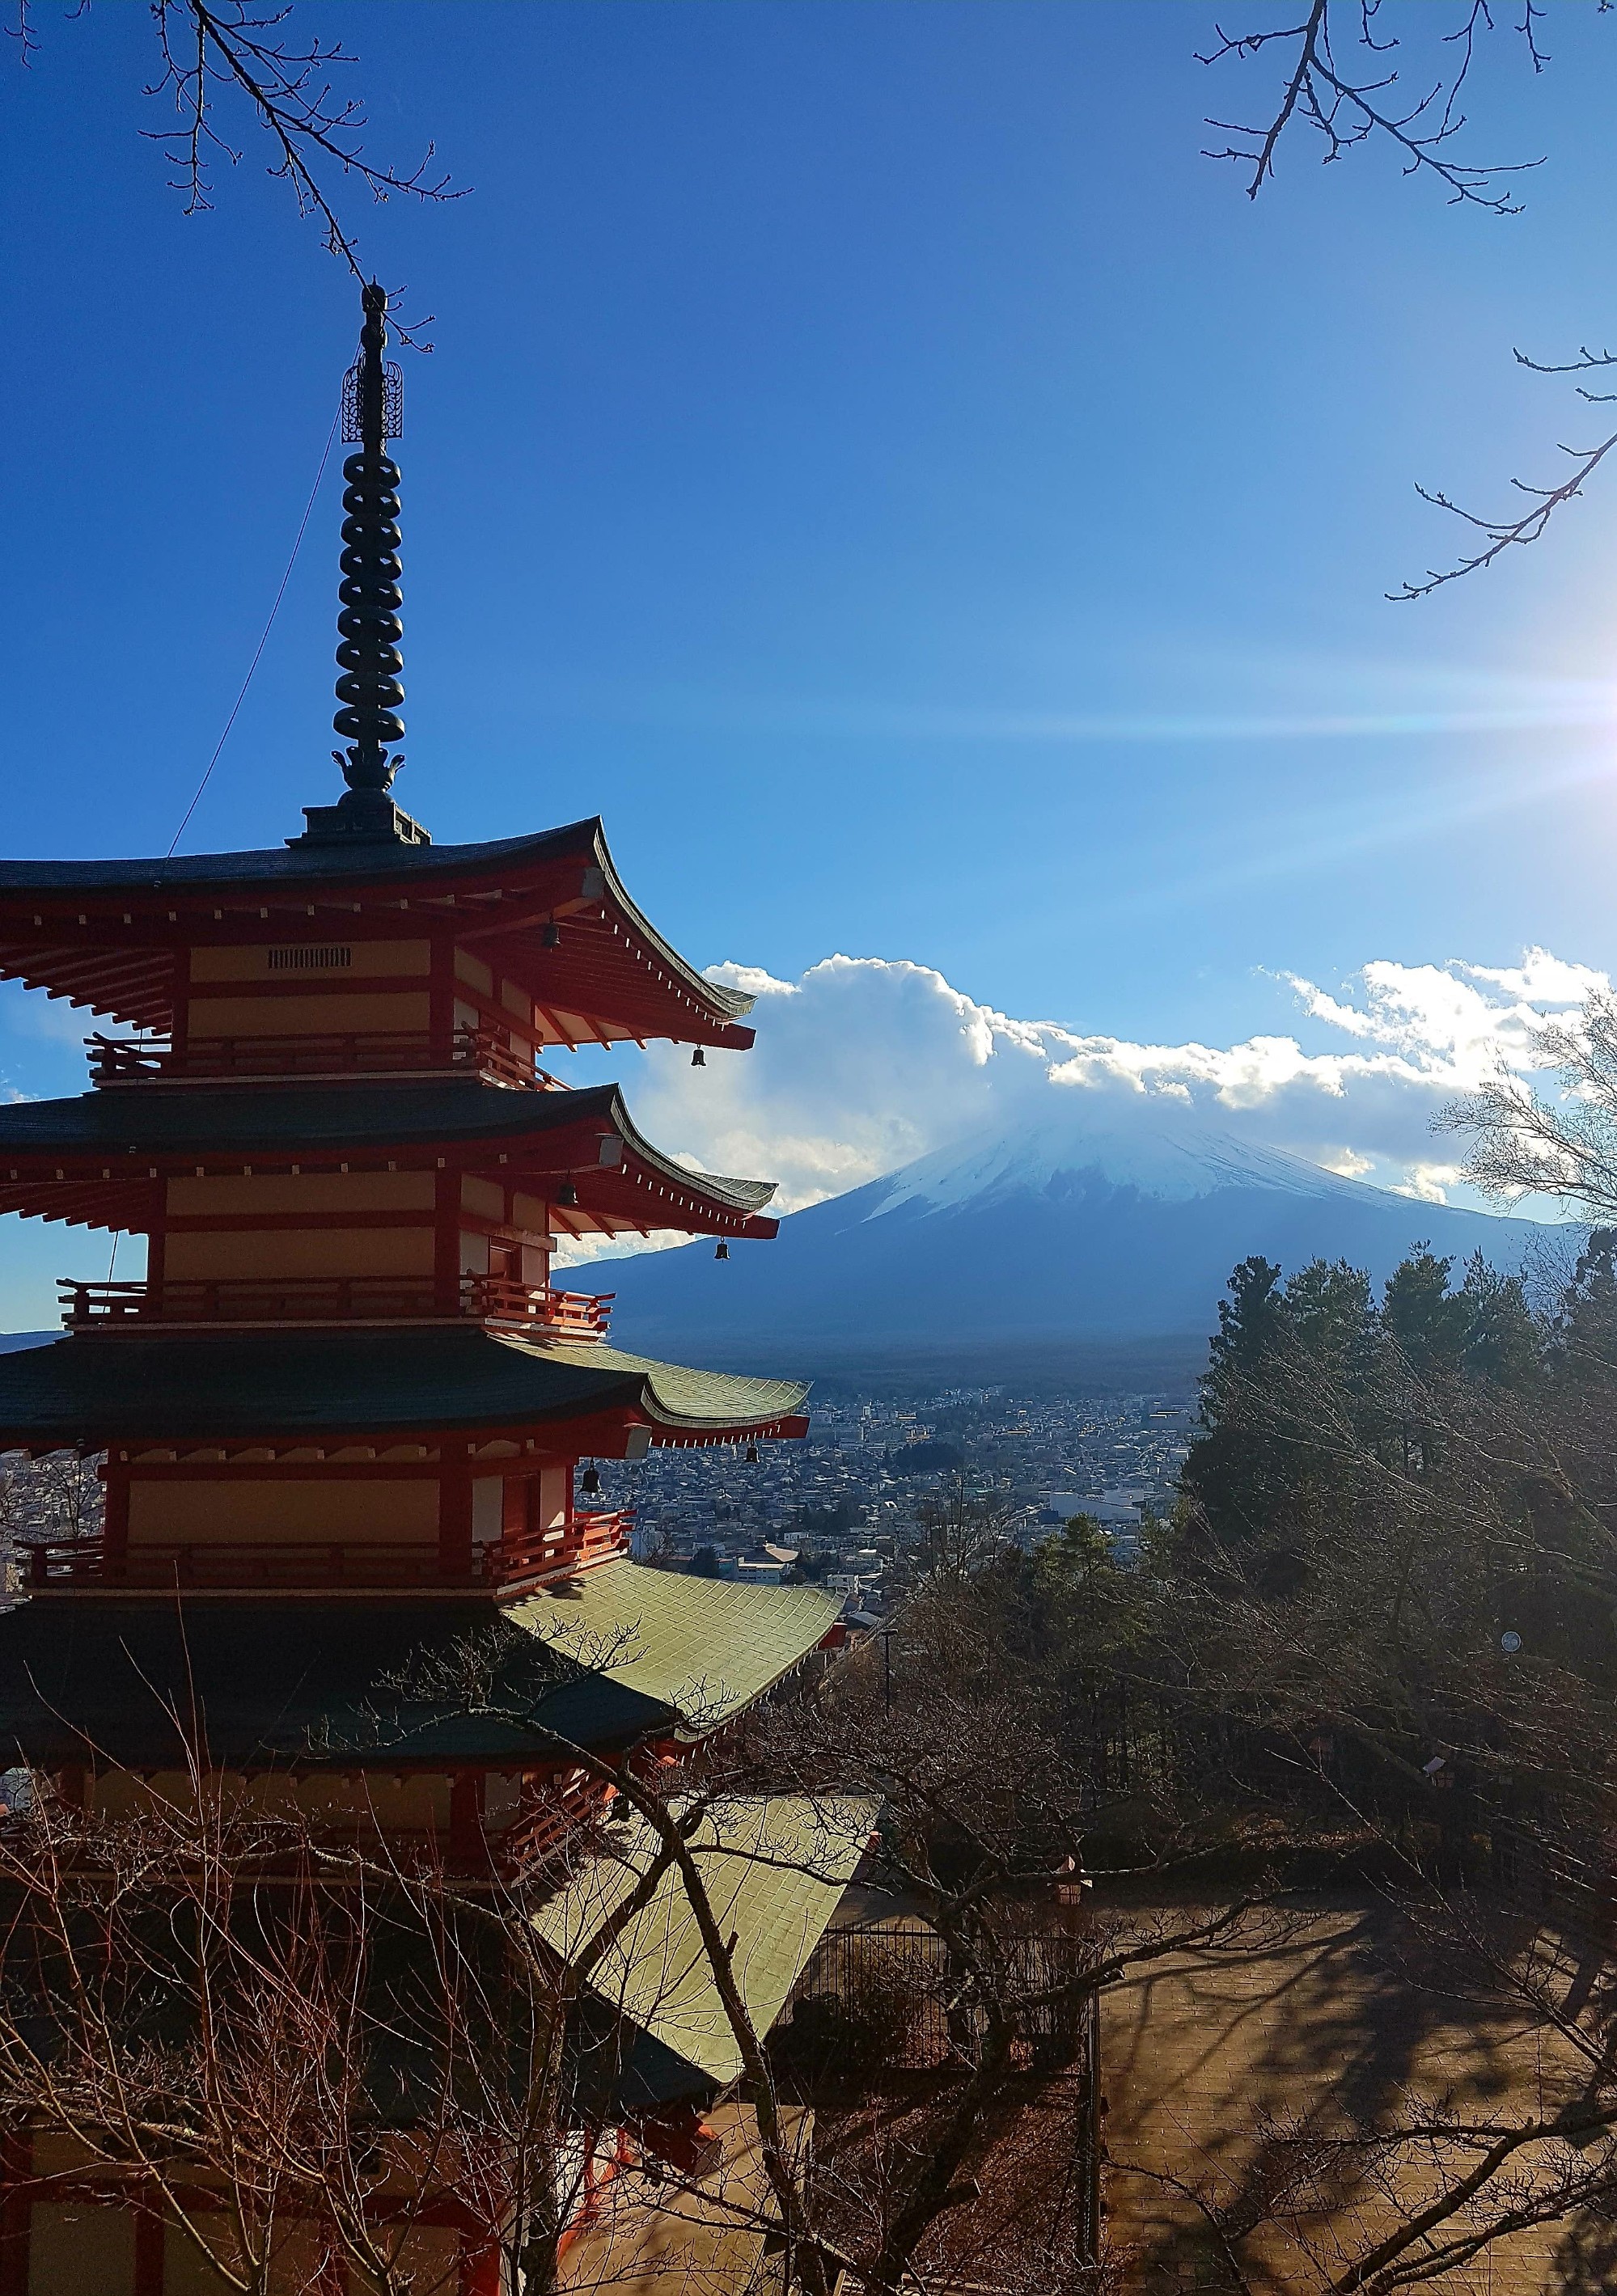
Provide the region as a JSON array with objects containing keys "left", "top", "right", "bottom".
[
  {"left": 171, "top": 943, "right": 192, "bottom": 1066},
  {"left": 133, "top": 2199, "right": 164, "bottom": 2296},
  {"left": 459, "top": 2230, "right": 501, "bottom": 2296},
  {"left": 434, "top": 1165, "right": 462, "bottom": 1315},
  {"left": 0, "top": 2133, "right": 30, "bottom": 2296},
  {"left": 313, "top": 2239, "right": 349, "bottom": 2295},
  {"left": 449, "top": 1770, "right": 485, "bottom": 1870},
  {"left": 439, "top": 1441, "right": 473, "bottom": 1583},
  {"left": 429, "top": 934, "right": 456, "bottom": 1063}
]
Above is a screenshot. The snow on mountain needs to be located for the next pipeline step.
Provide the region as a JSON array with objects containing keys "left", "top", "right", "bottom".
[
  {"left": 866, "top": 1106, "right": 1375, "bottom": 1217},
  {"left": 592, "top": 1105, "right": 1547, "bottom": 1372}
]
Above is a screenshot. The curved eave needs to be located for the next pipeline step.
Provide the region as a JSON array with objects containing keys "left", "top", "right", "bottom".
[
  {"left": 0, "top": 1597, "right": 676, "bottom": 1770},
  {"left": 0, "top": 1081, "right": 780, "bottom": 1241},
  {"left": 0, "top": 818, "right": 754, "bottom": 1049},
  {"left": 0, "top": 1329, "right": 810, "bottom": 1450}
]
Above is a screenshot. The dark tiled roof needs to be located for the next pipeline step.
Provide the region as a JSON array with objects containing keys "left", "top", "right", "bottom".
[
  {"left": 0, "top": 822, "right": 586, "bottom": 894},
  {"left": 0, "top": 1328, "right": 809, "bottom": 1445},
  {"left": 0, "top": 815, "right": 755, "bottom": 1025},
  {"left": 0, "top": 1595, "right": 671, "bottom": 1769},
  {"left": 0, "top": 1082, "right": 776, "bottom": 1214}
]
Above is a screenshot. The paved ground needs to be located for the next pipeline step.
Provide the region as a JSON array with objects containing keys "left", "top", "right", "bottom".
[{"left": 1099, "top": 1895, "right": 1611, "bottom": 2294}]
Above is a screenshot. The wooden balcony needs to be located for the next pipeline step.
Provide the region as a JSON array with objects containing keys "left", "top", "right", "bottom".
[
  {"left": 87, "top": 1025, "right": 558, "bottom": 1093},
  {"left": 22, "top": 1511, "right": 633, "bottom": 1593},
  {"left": 57, "top": 1274, "right": 615, "bottom": 1338}
]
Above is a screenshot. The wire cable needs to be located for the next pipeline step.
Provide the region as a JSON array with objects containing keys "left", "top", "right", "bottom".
[{"left": 166, "top": 407, "right": 341, "bottom": 856}]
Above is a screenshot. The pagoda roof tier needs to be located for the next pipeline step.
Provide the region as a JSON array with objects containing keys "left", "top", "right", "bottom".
[
  {"left": 0, "top": 1080, "right": 777, "bottom": 1240},
  {"left": 0, "top": 1329, "right": 809, "bottom": 1451},
  {"left": 0, "top": 817, "right": 756, "bottom": 1050},
  {"left": 0, "top": 1567, "right": 840, "bottom": 1770},
  {"left": 538, "top": 1795, "right": 874, "bottom": 2106},
  {"left": 0, "top": 1596, "right": 667, "bottom": 1770},
  {"left": 509, "top": 1562, "right": 842, "bottom": 1732}
]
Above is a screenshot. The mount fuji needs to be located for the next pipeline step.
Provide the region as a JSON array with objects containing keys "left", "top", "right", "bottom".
[{"left": 586, "top": 1106, "right": 1547, "bottom": 1384}]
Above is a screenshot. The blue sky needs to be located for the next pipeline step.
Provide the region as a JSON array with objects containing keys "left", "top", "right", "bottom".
[{"left": 3, "top": 2, "right": 1616, "bottom": 1319}]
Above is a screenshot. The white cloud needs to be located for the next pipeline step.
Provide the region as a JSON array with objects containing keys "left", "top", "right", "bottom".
[
  {"left": 553, "top": 945, "right": 1604, "bottom": 1264},
  {"left": 1392, "top": 1163, "right": 1465, "bottom": 1206}
]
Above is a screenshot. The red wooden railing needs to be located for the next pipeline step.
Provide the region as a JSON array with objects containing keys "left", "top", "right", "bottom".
[
  {"left": 87, "top": 1025, "right": 559, "bottom": 1093},
  {"left": 464, "top": 1279, "right": 613, "bottom": 1337},
  {"left": 57, "top": 1275, "right": 614, "bottom": 1338},
  {"left": 23, "top": 1510, "right": 633, "bottom": 1592},
  {"left": 502, "top": 1769, "right": 616, "bottom": 1870}
]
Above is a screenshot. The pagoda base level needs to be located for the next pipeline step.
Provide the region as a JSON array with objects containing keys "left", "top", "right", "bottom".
[{"left": 290, "top": 790, "right": 430, "bottom": 846}]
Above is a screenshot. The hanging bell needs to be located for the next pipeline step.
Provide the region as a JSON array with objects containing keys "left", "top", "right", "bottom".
[
  {"left": 579, "top": 1463, "right": 601, "bottom": 1496},
  {"left": 692, "top": 1047, "right": 706, "bottom": 1068},
  {"left": 714, "top": 1241, "right": 729, "bottom": 1261},
  {"left": 540, "top": 922, "right": 561, "bottom": 949},
  {"left": 744, "top": 1443, "right": 758, "bottom": 1465},
  {"left": 557, "top": 1182, "right": 578, "bottom": 1207}
]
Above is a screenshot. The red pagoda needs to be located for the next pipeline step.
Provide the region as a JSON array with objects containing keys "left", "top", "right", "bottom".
[{"left": 0, "top": 288, "right": 848, "bottom": 2291}]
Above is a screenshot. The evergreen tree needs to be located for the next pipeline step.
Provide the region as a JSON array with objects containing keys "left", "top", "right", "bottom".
[{"left": 1458, "top": 1250, "right": 1539, "bottom": 1389}]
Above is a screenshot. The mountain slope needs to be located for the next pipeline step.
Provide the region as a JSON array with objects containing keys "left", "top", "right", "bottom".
[{"left": 586, "top": 1108, "right": 1547, "bottom": 1373}]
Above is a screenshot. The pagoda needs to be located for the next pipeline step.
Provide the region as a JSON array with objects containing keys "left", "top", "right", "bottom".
[{"left": 0, "top": 289, "right": 849, "bottom": 2289}]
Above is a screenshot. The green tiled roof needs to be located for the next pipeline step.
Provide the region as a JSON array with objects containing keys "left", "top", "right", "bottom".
[
  {"left": 535, "top": 1795, "right": 876, "bottom": 2090},
  {"left": 0, "top": 1329, "right": 809, "bottom": 1445},
  {"left": 0, "top": 1082, "right": 776, "bottom": 1216},
  {"left": 0, "top": 1596, "right": 671, "bottom": 1770},
  {"left": 508, "top": 1558, "right": 842, "bottom": 1728},
  {"left": 0, "top": 1568, "right": 836, "bottom": 1771}
]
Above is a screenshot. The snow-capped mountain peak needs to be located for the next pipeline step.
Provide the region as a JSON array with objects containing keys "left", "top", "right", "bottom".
[{"left": 864, "top": 1104, "right": 1375, "bottom": 1220}]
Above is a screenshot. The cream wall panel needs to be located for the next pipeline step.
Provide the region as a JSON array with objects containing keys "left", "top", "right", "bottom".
[
  {"left": 164, "top": 2220, "right": 239, "bottom": 2292},
  {"left": 190, "top": 940, "right": 430, "bottom": 983},
  {"left": 460, "top": 1175, "right": 504, "bottom": 1222},
  {"left": 28, "top": 2206, "right": 135, "bottom": 2295},
  {"left": 162, "top": 1228, "right": 434, "bottom": 1280},
  {"left": 184, "top": 991, "right": 431, "bottom": 1036},
  {"left": 453, "top": 945, "right": 493, "bottom": 995},
  {"left": 128, "top": 1479, "right": 439, "bottom": 1544},
  {"left": 167, "top": 1172, "right": 434, "bottom": 1218}
]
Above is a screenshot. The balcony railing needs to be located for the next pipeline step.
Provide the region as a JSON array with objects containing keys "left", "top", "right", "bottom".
[
  {"left": 23, "top": 1511, "right": 633, "bottom": 1593},
  {"left": 57, "top": 1275, "right": 614, "bottom": 1338},
  {"left": 87, "top": 1025, "right": 558, "bottom": 1093}
]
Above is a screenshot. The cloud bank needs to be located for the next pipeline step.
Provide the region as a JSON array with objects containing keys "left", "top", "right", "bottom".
[{"left": 554, "top": 946, "right": 1606, "bottom": 1263}]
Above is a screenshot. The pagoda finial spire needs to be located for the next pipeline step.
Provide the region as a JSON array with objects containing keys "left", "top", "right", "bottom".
[
  {"left": 293, "top": 281, "right": 428, "bottom": 845},
  {"left": 334, "top": 281, "right": 405, "bottom": 797}
]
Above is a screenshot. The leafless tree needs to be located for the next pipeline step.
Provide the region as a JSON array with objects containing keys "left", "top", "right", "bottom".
[
  {"left": 1128, "top": 1258, "right": 1617, "bottom": 2291},
  {"left": 0, "top": 1723, "right": 706, "bottom": 2295},
  {"left": 1199, "top": 0, "right": 1617, "bottom": 594},
  {"left": 1442, "top": 992, "right": 1617, "bottom": 1222},
  {"left": 11, "top": 2, "right": 462, "bottom": 333}
]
